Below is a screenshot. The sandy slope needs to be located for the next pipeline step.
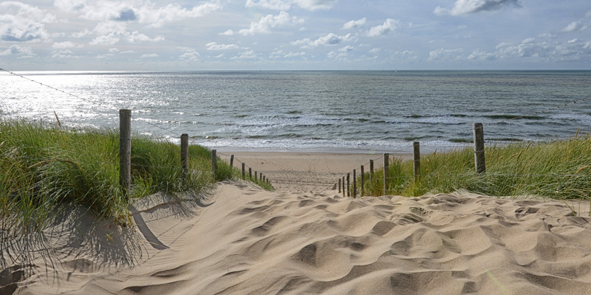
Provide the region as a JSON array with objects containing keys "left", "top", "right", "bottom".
[{"left": 7, "top": 180, "right": 591, "bottom": 295}]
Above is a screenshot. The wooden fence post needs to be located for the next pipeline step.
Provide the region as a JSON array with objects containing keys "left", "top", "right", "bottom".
[
  {"left": 342, "top": 176, "right": 345, "bottom": 197},
  {"left": 413, "top": 141, "right": 420, "bottom": 182},
  {"left": 242, "top": 163, "right": 246, "bottom": 180},
  {"left": 230, "top": 155, "right": 234, "bottom": 169},
  {"left": 211, "top": 149, "right": 218, "bottom": 179},
  {"left": 119, "top": 109, "right": 131, "bottom": 200},
  {"left": 338, "top": 178, "right": 342, "bottom": 193},
  {"left": 473, "top": 123, "right": 486, "bottom": 173},
  {"left": 360, "top": 165, "right": 364, "bottom": 197},
  {"left": 370, "top": 160, "right": 374, "bottom": 182},
  {"left": 346, "top": 173, "right": 350, "bottom": 197},
  {"left": 383, "top": 153, "right": 389, "bottom": 195},
  {"left": 255, "top": 171, "right": 258, "bottom": 182},
  {"left": 249, "top": 167, "right": 252, "bottom": 180},
  {"left": 181, "top": 134, "right": 189, "bottom": 179},
  {"left": 352, "top": 169, "right": 357, "bottom": 198}
]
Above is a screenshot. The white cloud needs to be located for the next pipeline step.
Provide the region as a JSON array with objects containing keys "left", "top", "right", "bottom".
[
  {"left": 52, "top": 41, "right": 81, "bottom": 48},
  {"left": 343, "top": 18, "right": 366, "bottom": 29},
  {"left": 179, "top": 47, "right": 200, "bottom": 61},
  {"left": 495, "top": 39, "right": 549, "bottom": 58},
  {"left": 232, "top": 50, "right": 257, "bottom": 59},
  {"left": 89, "top": 22, "right": 126, "bottom": 45},
  {"left": 76, "top": 1, "right": 221, "bottom": 28},
  {"left": 88, "top": 22, "right": 163, "bottom": 45},
  {"left": 245, "top": 0, "right": 337, "bottom": 11},
  {"left": 90, "top": 34, "right": 119, "bottom": 45},
  {"left": 367, "top": 19, "right": 398, "bottom": 37},
  {"left": 327, "top": 50, "right": 347, "bottom": 59},
  {"left": 339, "top": 45, "right": 353, "bottom": 52},
  {"left": 80, "top": 2, "right": 137, "bottom": 22},
  {"left": 52, "top": 49, "right": 76, "bottom": 59},
  {"left": 435, "top": 0, "right": 521, "bottom": 16},
  {"left": 563, "top": 21, "right": 589, "bottom": 33},
  {"left": 220, "top": 30, "right": 234, "bottom": 36},
  {"left": 284, "top": 51, "right": 305, "bottom": 57},
  {"left": 428, "top": 48, "right": 464, "bottom": 60},
  {"left": 72, "top": 29, "right": 92, "bottom": 38},
  {"left": 127, "top": 31, "right": 164, "bottom": 43},
  {"left": 391, "top": 50, "right": 418, "bottom": 61},
  {"left": 0, "top": 2, "right": 56, "bottom": 42},
  {"left": 245, "top": 0, "right": 291, "bottom": 10},
  {"left": 369, "top": 48, "right": 381, "bottom": 54},
  {"left": 139, "top": 2, "right": 222, "bottom": 28},
  {"left": 291, "top": 33, "right": 353, "bottom": 48},
  {"left": 54, "top": 0, "right": 86, "bottom": 12},
  {"left": 491, "top": 37, "right": 591, "bottom": 62},
  {"left": 271, "top": 49, "right": 283, "bottom": 54},
  {"left": 206, "top": 42, "right": 240, "bottom": 50},
  {"left": 140, "top": 53, "right": 158, "bottom": 58},
  {"left": 294, "top": 0, "right": 337, "bottom": 11},
  {"left": 0, "top": 45, "right": 34, "bottom": 57},
  {"left": 238, "top": 11, "right": 303, "bottom": 36},
  {"left": 327, "top": 45, "right": 353, "bottom": 59},
  {"left": 468, "top": 49, "right": 497, "bottom": 60}
]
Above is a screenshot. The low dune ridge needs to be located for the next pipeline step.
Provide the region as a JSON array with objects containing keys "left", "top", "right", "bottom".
[{"left": 7, "top": 179, "right": 591, "bottom": 295}]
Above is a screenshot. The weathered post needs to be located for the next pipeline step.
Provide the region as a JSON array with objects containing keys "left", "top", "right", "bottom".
[
  {"left": 383, "top": 153, "right": 389, "bottom": 195},
  {"left": 342, "top": 176, "right": 346, "bottom": 197},
  {"left": 346, "top": 173, "right": 350, "bottom": 197},
  {"left": 255, "top": 171, "right": 258, "bottom": 182},
  {"left": 230, "top": 155, "right": 234, "bottom": 169},
  {"left": 119, "top": 109, "right": 131, "bottom": 200},
  {"left": 413, "top": 141, "right": 420, "bottom": 182},
  {"left": 211, "top": 149, "right": 218, "bottom": 180},
  {"left": 181, "top": 134, "right": 189, "bottom": 179},
  {"left": 352, "top": 169, "right": 357, "bottom": 198},
  {"left": 370, "top": 160, "right": 374, "bottom": 182},
  {"left": 338, "top": 178, "right": 342, "bottom": 193},
  {"left": 242, "top": 163, "right": 246, "bottom": 180},
  {"left": 473, "top": 123, "right": 486, "bottom": 173},
  {"left": 249, "top": 167, "right": 252, "bottom": 180},
  {"left": 360, "top": 165, "right": 364, "bottom": 197}
]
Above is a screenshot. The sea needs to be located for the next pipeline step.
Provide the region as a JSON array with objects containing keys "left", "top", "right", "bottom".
[{"left": 1, "top": 70, "right": 591, "bottom": 154}]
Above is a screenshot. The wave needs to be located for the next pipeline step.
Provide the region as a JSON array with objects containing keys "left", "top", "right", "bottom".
[{"left": 484, "top": 114, "right": 545, "bottom": 120}]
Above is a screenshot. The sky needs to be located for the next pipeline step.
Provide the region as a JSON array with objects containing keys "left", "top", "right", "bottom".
[{"left": 1, "top": 0, "right": 591, "bottom": 71}]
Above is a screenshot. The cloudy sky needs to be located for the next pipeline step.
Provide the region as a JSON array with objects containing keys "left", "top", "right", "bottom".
[{"left": 1, "top": 0, "right": 591, "bottom": 71}]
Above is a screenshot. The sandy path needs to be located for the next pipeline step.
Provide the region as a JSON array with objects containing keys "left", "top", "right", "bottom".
[
  {"left": 218, "top": 152, "right": 413, "bottom": 193},
  {"left": 11, "top": 181, "right": 591, "bottom": 295},
  {"left": 6, "top": 152, "right": 591, "bottom": 295}
]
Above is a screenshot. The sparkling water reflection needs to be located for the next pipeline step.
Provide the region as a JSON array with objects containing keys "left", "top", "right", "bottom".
[{"left": 2, "top": 71, "right": 591, "bottom": 153}]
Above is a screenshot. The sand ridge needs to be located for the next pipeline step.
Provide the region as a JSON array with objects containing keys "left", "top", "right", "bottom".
[{"left": 8, "top": 180, "right": 591, "bottom": 295}]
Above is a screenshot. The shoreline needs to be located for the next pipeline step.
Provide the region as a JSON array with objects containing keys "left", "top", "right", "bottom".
[{"left": 205, "top": 143, "right": 470, "bottom": 155}]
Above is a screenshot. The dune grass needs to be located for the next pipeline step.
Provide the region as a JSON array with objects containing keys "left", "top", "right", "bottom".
[
  {"left": 362, "top": 135, "right": 591, "bottom": 203},
  {"left": 0, "top": 119, "right": 268, "bottom": 239}
]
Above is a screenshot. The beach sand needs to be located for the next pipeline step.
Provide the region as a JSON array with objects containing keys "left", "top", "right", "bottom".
[{"left": 5, "top": 152, "right": 591, "bottom": 294}]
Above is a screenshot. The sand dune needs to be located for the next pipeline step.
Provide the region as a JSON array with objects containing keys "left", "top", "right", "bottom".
[{"left": 6, "top": 179, "right": 591, "bottom": 295}]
